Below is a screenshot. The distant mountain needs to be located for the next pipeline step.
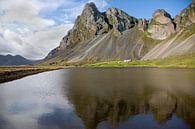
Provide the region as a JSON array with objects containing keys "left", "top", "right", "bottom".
[
  {"left": 44, "top": 2, "right": 195, "bottom": 64},
  {"left": 0, "top": 55, "right": 37, "bottom": 66}
]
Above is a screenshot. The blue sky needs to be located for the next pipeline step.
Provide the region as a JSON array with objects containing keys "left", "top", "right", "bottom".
[
  {"left": 108, "top": 0, "right": 191, "bottom": 18},
  {"left": 0, "top": 0, "right": 192, "bottom": 59},
  {"left": 44, "top": 0, "right": 192, "bottom": 25}
]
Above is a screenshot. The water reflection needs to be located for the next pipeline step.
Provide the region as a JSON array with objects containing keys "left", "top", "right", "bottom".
[
  {"left": 0, "top": 68, "right": 194, "bottom": 129},
  {"left": 66, "top": 68, "right": 195, "bottom": 129},
  {"left": 38, "top": 107, "right": 84, "bottom": 129}
]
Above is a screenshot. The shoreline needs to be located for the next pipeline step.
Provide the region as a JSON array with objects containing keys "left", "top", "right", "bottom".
[
  {"left": 1, "top": 65, "right": 195, "bottom": 84},
  {"left": 0, "top": 66, "right": 64, "bottom": 84}
]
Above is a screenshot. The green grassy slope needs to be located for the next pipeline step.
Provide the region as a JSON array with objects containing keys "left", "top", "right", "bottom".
[{"left": 84, "top": 53, "right": 195, "bottom": 68}]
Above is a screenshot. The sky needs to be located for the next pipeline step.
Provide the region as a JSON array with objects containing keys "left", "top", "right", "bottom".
[{"left": 0, "top": 0, "right": 192, "bottom": 60}]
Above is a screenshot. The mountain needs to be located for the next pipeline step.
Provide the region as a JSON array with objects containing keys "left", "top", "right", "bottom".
[
  {"left": 142, "top": 3, "right": 195, "bottom": 60},
  {"left": 45, "top": 2, "right": 195, "bottom": 64},
  {"left": 0, "top": 55, "right": 36, "bottom": 66}
]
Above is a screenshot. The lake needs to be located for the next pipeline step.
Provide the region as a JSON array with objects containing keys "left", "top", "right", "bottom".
[{"left": 0, "top": 68, "right": 195, "bottom": 129}]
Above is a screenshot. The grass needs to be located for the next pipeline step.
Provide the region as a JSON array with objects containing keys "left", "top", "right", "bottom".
[{"left": 83, "top": 53, "right": 195, "bottom": 68}]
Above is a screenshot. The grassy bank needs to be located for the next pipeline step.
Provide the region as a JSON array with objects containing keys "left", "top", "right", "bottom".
[
  {"left": 84, "top": 53, "right": 195, "bottom": 68},
  {"left": 0, "top": 66, "right": 64, "bottom": 83}
]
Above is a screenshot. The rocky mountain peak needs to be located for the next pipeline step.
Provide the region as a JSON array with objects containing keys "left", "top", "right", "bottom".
[
  {"left": 174, "top": 3, "right": 195, "bottom": 31},
  {"left": 147, "top": 9, "right": 175, "bottom": 40},
  {"left": 82, "top": 2, "right": 100, "bottom": 16},
  {"left": 58, "top": 3, "right": 139, "bottom": 50},
  {"left": 153, "top": 9, "right": 172, "bottom": 24},
  {"left": 105, "top": 7, "right": 138, "bottom": 33},
  {"left": 58, "top": 2, "right": 110, "bottom": 50},
  {"left": 45, "top": 2, "right": 195, "bottom": 63}
]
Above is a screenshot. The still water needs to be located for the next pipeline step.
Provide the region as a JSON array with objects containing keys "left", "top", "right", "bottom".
[{"left": 0, "top": 68, "right": 195, "bottom": 129}]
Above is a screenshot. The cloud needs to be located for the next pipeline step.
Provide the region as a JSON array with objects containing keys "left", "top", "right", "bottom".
[
  {"left": 0, "top": 0, "right": 55, "bottom": 30},
  {"left": 24, "top": 24, "right": 73, "bottom": 59},
  {"left": 0, "top": 24, "right": 73, "bottom": 60},
  {"left": 0, "top": 0, "right": 108, "bottom": 60}
]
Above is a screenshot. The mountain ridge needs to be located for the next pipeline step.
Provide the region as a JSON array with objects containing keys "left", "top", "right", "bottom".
[
  {"left": 0, "top": 54, "right": 38, "bottom": 66},
  {"left": 44, "top": 2, "right": 195, "bottom": 65}
]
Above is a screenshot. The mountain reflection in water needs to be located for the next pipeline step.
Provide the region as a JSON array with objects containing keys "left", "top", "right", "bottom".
[
  {"left": 66, "top": 68, "right": 195, "bottom": 129},
  {"left": 0, "top": 68, "right": 194, "bottom": 129}
]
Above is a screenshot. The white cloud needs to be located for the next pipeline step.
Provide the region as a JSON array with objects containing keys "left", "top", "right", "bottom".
[
  {"left": 0, "top": 24, "right": 73, "bottom": 60},
  {"left": 24, "top": 24, "right": 73, "bottom": 59},
  {"left": 0, "top": 0, "right": 108, "bottom": 60},
  {"left": 0, "top": 0, "right": 55, "bottom": 30}
]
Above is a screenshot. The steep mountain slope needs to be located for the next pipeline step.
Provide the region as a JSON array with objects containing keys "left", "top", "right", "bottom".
[
  {"left": 142, "top": 25, "right": 195, "bottom": 60},
  {"left": 142, "top": 3, "right": 195, "bottom": 60},
  {"left": 45, "top": 2, "right": 195, "bottom": 64},
  {"left": 0, "top": 55, "right": 35, "bottom": 66},
  {"left": 46, "top": 28, "right": 158, "bottom": 64}
]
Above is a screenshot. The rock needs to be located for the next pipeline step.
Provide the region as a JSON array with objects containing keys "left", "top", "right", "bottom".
[
  {"left": 45, "top": 2, "right": 195, "bottom": 63},
  {"left": 174, "top": 3, "right": 195, "bottom": 31},
  {"left": 147, "top": 9, "right": 175, "bottom": 40},
  {"left": 58, "top": 3, "right": 139, "bottom": 50},
  {"left": 105, "top": 8, "right": 138, "bottom": 33},
  {"left": 153, "top": 9, "right": 172, "bottom": 24},
  {"left": 59, "top": 2, "right": 110, "bottom": 49},
  {"left": 138, "top": 18, "right": 148, "bottom": 31}
]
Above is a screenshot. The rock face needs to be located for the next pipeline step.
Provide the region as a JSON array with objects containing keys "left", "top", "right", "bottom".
[
  {"left": 142, "top": 2, "right": 195, "bottom": 60},
  {"left": 105, "top": 7, "right": 138, "bottom": 33},
  {"left": 45, "top": 2, "right": 195, "bottom": 63},
  {"left": 138, "top": 18, "right": 148, "bottom": 31},
  {"left": 174, "top": 3, "right": 195, "bottom": 31},
  {"left": 58, "top": 3, "right": 138, "bottom": 50},
  {"left": 59, "top": 3, "right": 110, "bottom": 49},
  {"left": 147, "top": 9, "right": 175, "bottom": 40}
]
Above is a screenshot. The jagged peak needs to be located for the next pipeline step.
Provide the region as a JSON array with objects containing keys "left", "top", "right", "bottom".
[
  {"left": 106, "top": 7, "right": 133, "bottom": 17},
  {"left": 151, "top": 9, "right": 173, "bottom": 25},
  {"left": 106, "top": 7, "right": 121, "bottom": 15},
  {"left": 153, "top": 9, "right": 172, "bottom": 19},
  {"left": 174, "top": 2, "right": 195, "bottom": 31},
  {"left": 82, "top": 2, "right": 100, "bottom": 15}
]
